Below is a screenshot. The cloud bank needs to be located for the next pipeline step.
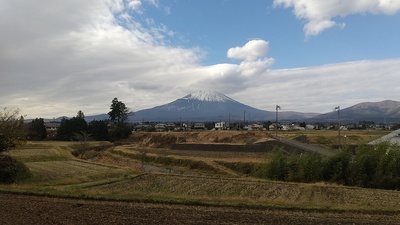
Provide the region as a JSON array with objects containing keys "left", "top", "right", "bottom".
[
  {"left": 273, "top": 0, "right": 400, "bottom": 36},
  {"left": 1, "top": 0, "right": 400, "bottom": 118}
]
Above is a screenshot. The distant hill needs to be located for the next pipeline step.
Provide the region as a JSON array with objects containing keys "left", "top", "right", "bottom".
[
  {"left": 85, "top": 114, "right": 109, "bottom": 121},
  {"left": 311, "top": 100, "right": 400, "bottom": 123},
  {"left": 131, "top": 90, "right": 318, "bottom": 122}
]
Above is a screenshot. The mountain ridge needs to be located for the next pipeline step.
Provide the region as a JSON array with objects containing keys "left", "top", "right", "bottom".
[
  {"left": 312, "top": 100, "right": 400, "bottom": 122},
  {"left": 131, "top": 90, "right": 317, "bottom": 122},
  {"left": 38, "top": 91, "right": 400, "bottom": 123}
]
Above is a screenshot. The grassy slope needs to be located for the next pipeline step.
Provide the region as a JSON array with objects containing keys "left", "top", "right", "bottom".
[{"left": 1, "top": 141, "right": 133, "bottom": 189}]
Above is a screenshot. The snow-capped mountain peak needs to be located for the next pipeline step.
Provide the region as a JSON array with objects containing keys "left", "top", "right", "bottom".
[
  {"left": 181, "top": 90, "right": 235, "bottom": 102},
  {"left": 130, "top": 90, "right": 320, "bottom": 122}
]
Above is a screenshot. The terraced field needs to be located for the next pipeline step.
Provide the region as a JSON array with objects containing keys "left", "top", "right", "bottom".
[
  {"left": 26, "top": 160, "right": 116, "bottom": 181},
  {"left": 2, "top": 142, "right": 131, "bottom": 186},
  {"left": 2, "top": 131, "right": 400, "bottom": 224},
  {"left": 82, "top": 173, "right": 400, "bottom": 211}
]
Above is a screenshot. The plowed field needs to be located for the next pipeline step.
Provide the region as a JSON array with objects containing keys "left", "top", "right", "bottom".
[{"left": 1, "top": 193, "right": 400, "bottom": 225}]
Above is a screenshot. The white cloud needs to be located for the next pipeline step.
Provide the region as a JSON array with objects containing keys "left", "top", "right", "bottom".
[
  {"left": 227, "top": 40, "right": 270, "bottom": 61},
  {"left": 187, "top": 40, "right": 275, "bottom": 94},
  {"left": 128, "top": 0, "right": 141, "bottom": 10},
  {"left": 238, "top": 59, "right": 400, "bottom": 113},
  {"left": 1, "top": 0, "right": 400, "bottom": 119},
  {"left": 0, "top": 0, "right": 200, "bottom": 117},
  {"left": 273, "top": 0, "right": 400, "bottom": 36},
  {"left": 237, "top": 59, "right": 274, "bottom": 77}
]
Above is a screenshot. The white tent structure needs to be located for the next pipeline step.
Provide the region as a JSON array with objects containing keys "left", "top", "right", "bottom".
[{"left": 368, "top": 129, "right": 400, "bottom": 145}]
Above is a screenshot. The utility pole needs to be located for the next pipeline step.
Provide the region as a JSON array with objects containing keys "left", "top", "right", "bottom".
[
  {"left": 243, "top": 110, "right": 246, "bottom": 130},
  {"left": 275, "top": 105, "right": 281, "bottom": 137},
  {"left": 335, "top": 106, "right": 341, "bottom": 149},
  {"left": 229, "top": 113, "right": 231, "bottom": 130}
]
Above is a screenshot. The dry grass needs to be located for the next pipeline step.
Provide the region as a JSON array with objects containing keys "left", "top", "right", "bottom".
[
  {"left": 278, "top": 129, "right": 390, "bottom": 146},
  {"left": 127, "top": 130, "right": 274, "bottom": 148},
  {"left": 3, "top": 141, "right": 132, "bottom": 186},
  {"left": 83, "top": 173, "right": 400, "bottom": 211},
  {"left": 117, "top": 146, "right": 267, "bottom": 163},
  {"left": 26, "top": 160, "right": 118, "bottom": 182}
]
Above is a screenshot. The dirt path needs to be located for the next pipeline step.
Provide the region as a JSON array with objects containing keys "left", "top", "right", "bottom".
[
  {"left": 1, "top": 193, "right": 400, "bottom": 225},
  {"left": 203, "top": 159, "right": 241, "bottom": 177},
  {"left": 277, "top": 136, "right": 334, "bottom": 156}
]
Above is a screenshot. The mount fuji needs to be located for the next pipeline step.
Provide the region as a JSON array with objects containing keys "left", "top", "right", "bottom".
[{"left": 130, "top": 90, "right": 318, "bottom": 122}]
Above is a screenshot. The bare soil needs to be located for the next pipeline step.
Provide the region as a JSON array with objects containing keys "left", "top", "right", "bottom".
[{"left": 1, "top": 193, "right": 400, "bottom": 225}]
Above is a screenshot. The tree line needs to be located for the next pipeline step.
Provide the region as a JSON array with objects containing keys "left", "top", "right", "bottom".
[
  {"left": 259, "top": 142, "right": 400, "bottom": 190},
  {"left": 27, "top": 98, "right": 132, "bottom": 142},
  {"left": 0, "top": 98, "right": 131, "bottom": 183}
]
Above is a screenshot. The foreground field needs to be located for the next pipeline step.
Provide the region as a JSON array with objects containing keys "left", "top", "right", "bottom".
[
  {"left": 2, "top": 192, "right": 400, "bottom": 225},
  {"left": 1, "top": 130, "right": 400, "bottom": 224}
]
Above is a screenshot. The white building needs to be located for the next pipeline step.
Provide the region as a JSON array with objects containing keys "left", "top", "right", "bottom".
[{"left": 215, "top": 122, "right": 226, "bottom": 130}]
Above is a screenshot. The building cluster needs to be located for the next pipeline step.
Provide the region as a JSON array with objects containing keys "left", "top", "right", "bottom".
[{"left": 43, "top": 119, "right": 399, "bottom": 136}]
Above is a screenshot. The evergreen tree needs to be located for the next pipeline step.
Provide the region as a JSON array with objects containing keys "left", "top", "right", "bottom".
[
  {"left": 108, "top": 98, "right": 132, "bottom": 140},
  {"left": 88, "top": 120, "right": 109, "bottom": 141},
  {"left": 28, "top": 118, "right": 47, "bottom": 140},
  {"left": 77, "top": 110, "right": 85, "bottom": 119},
  {"left": 108, "top": 98, "right": 129, "bottom": 124},
  {"left": 57, "top": 116, "right": 88, "bottom": 141}
]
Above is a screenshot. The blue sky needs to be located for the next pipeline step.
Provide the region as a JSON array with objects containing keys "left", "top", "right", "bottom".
[
  {"left": 1, "top": 0, "right": 400, "bottom": 118},
  {"left": 136, "top": 0, "right": 400, "bottom": 68}
]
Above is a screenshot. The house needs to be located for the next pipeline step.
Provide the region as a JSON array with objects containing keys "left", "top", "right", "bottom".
[
  {"left": 306, "top": 124, "right": 315, "bottom": 130},
  {"left": 165, "top": 123, "right": 176, "bottom": 131},
  {"left": 134, "top": 124, "right": 151, "bottom": 131},
  {"left": 154, "top": 123, "right": 167, "bottom": 131},
  {"left": 44, "top": 122, "right": 60, "bottom": 139},
  {"left": 193, "top": 123, "right": 205, "bottom": 129},
  {"left": 249, "top": 123, "right": 263, "bottom": 130},
  {"left": 291, "top": 125, "right": 305, "bottom": 131},
  {"left": 45, "top": 122, "right": 60, "bottom": 131},
  {"left": 281, "top": 125, "right": 290, "bottom": 131},
  {"left": 269, "top": 123, "right": 281, "bottom": 130},
  {"left": 215, "top": 122, "right": 226, "bottom": 130}
]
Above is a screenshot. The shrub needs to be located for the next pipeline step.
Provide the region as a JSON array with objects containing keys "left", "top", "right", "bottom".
[
  {"left": 262, "top": 149, "right": 323, "bottom": 183},
  {"left": 348, "top": 144, "right": 384, "bottom": 188},
  {"left": 373, "top": 143, "right": 400, "bottom": 189},
  {"left": 264, "top": 149, "right": 288, "bottom": 181},
  {"left": 322, "top": 149, "right": 352, "bottom": 185},
  {"left": 0, "top": 154, "right": 31, "bottom": 183},
  {"left": 288, "top": 153, "right": 323, "bottom": 183}
]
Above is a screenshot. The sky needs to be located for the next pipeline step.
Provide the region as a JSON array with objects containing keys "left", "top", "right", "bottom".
[{"left": 1, "top": 0, "right": 400, "bottom": 119}]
